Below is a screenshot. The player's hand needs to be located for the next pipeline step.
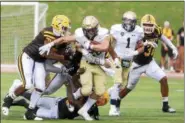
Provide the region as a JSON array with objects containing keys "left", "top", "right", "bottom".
[
  {"left": 60, "top": 65, "right": 68, "bottom": 73},
  {"left": 114, "top": 57, "right": 121, "bottom": 68},
  {"left": 144, "top": 40, "right": 158, "bottom": 48},
  {"left": 164, "top": 46, "right": 168, "bottom": 51},
  {"left": 172, "top": 48, "right": 178, "bottom": 59},
  {"left": 39, "top": 42, "right": 54, "bottom": 55},
  {"left": 104, "top": 59, "right": 111, "bottom": 68}
]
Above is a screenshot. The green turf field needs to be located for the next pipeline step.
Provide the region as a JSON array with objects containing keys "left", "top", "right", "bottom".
[
  {"left": 1, "top": 73, "right": 184, "bottom": 123},
  {"left": 1, "top": 2, "right": 184, "bottom": 64}
]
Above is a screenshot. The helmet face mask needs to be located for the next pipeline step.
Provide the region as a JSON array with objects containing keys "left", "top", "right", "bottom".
[
  {"left": 82, "top": 16, "right": 99, "bottom": 40},
  {"left": 82, "top": 25, "right": 98, "bottom": 40},
  {"left": 141, "top": 23, "right": 155, "bottom": 34},
  {"left": 122, "top": 11, "right": 137, "bottom": 32},
  {"left": 52, "top": 15, "right": 71, "bottom": 36},
  {"left": 122, "top": 17, "right": 137, "bottom": 32},
  {"left": 141, "top": 14, "right": 156, "bottom": 34}
]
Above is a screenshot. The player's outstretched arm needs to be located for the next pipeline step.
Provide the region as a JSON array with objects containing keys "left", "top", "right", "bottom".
[
  {"left": 160, "top": 34, "right": 178, "bottom": 59},
  {"left": 39, "top": 35, "right": 76, "bottom": 55},
  {"left": 90, "top": 36, "right": 110, "bottom": 52}
]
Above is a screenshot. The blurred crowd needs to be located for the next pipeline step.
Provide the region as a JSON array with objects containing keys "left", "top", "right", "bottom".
[{"left": 160, "top": 21, "right": 184, "bottom": 73}]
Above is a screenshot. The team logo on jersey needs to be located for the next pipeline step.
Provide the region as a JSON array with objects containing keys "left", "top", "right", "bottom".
[{"left": 120, "top": 32, "right": 124, "bottom": 36}]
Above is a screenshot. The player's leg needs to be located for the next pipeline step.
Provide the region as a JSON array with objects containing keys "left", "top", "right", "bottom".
[
  {"left": 25, "top": 62, "right": 46, "bottom": 120},
  {"left": 119, "top": 62, "right": 144, "bottom": 109},
  {"left": 73, "top": 61, "right": 93, "bottom": 100},
  {"left": 2, "top": 52, "right": 34, "bottom": 116},
  {"left": 109, "top": 60, "right": 132, "bottom": 116},
  {"left": 146, "top": 59, "right": 175, "bottom": 113},
  {"left": 43, "top": 73, "right": 67, "bottom": 95},
  {"left": 75, "top": 61, "right": 94, "bottom": 121},
  {"left": 37, "top": 97, "right": 61, "bottom": 119},
  {"left": 115, "top": 67, "right": 130, "bottom": 114},
  {"left": 78, "top": 66, "right": 106, "bottom": 121},
  {"left": 109, "top": 66, "right": 122, "bottom": 116}
]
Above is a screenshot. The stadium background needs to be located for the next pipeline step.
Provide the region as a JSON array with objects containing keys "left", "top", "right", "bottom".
[
  {"left": 44, "top": 1, "right": 184, "bottom": 64},
  {"left": 1, "top": 1, "right": 184, "bottom": 123}
]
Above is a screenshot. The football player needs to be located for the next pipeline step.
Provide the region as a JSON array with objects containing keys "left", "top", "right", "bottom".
[
  {"left": 39, "top": 15, "right": 112, "bottom": 120},
  {"left": 2, "top": 15, "right": 71, "bottom": 119},
  {"left": 119, "top": 14, "right": 178, "bottom": 113},
  {"left": 108, "top": 11, "right": 146, "bottom": 116},
  {"left": 5, "top": 81, "right": 109, "bottom": 120}
]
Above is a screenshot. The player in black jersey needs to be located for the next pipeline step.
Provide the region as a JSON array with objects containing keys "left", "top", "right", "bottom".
[
  {"left": 6, "top": 88, "right": 103, "bottom": 120},
  {"left": 2, "top": 15, "right": 71, "bottom": 119},
  {"left": 119, "top": 14, "right": 178, "bottom": 113}
]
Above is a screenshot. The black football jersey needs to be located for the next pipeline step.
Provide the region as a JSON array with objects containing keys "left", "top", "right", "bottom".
[
  {"left": 23, "top": 26, "right": 61, "bottom": 62},
  {"left": 58, "top": 97, "right": 79, "bottom": 119},
  {"left": 134, "top": 26, "right": 162, "bottom": 65}
]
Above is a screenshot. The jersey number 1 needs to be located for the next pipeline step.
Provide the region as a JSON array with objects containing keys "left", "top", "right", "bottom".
[{"left": 126, "top": 37, "right": 130, "bottom": 48}]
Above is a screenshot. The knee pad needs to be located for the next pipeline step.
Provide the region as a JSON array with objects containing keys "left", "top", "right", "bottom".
[{"left": 81, "top": 86, "right": 92, "bottom": 96}]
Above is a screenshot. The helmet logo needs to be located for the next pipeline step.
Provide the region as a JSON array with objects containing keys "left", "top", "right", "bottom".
[{"left": 120, "top": 32, "right": 124, "bottom": 36}]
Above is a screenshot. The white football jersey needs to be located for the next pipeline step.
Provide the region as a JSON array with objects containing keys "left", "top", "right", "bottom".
[
  {"left": 75, "top": 27, "right": 108, "bottom": 60},
  {"left": 110, "top": 24, "right": 144, "bottom": 60}
]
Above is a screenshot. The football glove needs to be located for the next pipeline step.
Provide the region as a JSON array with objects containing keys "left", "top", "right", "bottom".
[{"left": 39, "top": 42, "right": 54, "bottom": 55}]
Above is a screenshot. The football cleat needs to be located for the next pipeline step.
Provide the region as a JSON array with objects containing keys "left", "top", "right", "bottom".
[
  {"left": 109, "top": 105, "right": 120, "bottom": 116},
  {"left": 78, "top": 108, "right": 93, "bottom": 121},
  {"left": 3, "top": 94, "right": 13, "bottom": 108},
  {"left": 162, "top": 105, "right": 176, "bottom": 113},
  {"left": 24, "top": 108, "right": 42, "bottom": 120},
  {"left": 2, "top": 107, "right": 9, "bottom": 116}
]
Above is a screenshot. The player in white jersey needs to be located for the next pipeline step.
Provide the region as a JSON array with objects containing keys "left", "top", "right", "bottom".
[
  {"left": 108, "top": 11, "right": 150, "bottom": 116},
  {"left": 38, "top": 16, "right": 112, "bottom": 121}
]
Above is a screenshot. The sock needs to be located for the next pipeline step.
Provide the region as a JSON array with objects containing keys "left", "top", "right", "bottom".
[
  {"left": 116, "top": 99, "right": 121, "bottom": 109},
  {"left": 162, "top": 97, "right": 169, "bottom": 107},
  {"left": 162, "top": 97, "right": 168, "bottom": 102},
  {"left": 29, "top": 90, "right": 42, "bottom": 109},
  {"left": 110, "top": 83, "right": 120, "bottom": 108},
  {"left": 73, "top": 88, "right": 82, "bottom": 100},
  {"left": 81, "top": 97, "right": 96, "bottom": 112}
]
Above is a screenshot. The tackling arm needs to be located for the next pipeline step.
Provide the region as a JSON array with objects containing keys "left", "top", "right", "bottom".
[
  {"left": 161, "top": 34, "right": 176, "bottom": 50},
  {"left": 161, "top": 34, "right": 178, "bottom": 59},
  {"left": 45, "top": 60, "right": 65, "bottom": 73},
  {"left": 90, "top": 36, "right": 110, "bottom": 52}
]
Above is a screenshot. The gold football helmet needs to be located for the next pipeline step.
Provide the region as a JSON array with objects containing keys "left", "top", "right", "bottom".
[
  {"left": 141, "top": 14, "right": 156, "bottom": 34},
  {"left": 82, "top": 15, "right": 99, "bottom": 40},
  {"left": 96, "top": 91, "right": 109, "bottom": 106},
  {"left": 51, "top": 15, "right": 71, "bottom": 36}
]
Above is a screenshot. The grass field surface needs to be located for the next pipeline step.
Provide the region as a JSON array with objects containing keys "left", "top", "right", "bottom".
[
  {"left": 1, "top": 72, "right": 184, "bottom": 123},
  {"left": 1, "top": 1, "right": 184, "bottom": 123}
]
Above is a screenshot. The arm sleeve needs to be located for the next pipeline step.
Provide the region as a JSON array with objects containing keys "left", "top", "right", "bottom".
[
  {"left": 160, "top": 34, "right": 176, "bottom": 50},
  {"left": 44, "top": 60, "right": 62, "bottom": 73}
]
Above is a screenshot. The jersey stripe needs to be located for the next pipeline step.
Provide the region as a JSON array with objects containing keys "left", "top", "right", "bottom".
[
  {"left": 44, "top": 34, "right": 56, "bottom": 40},
  {"left": 44, "top": 31, "right": 55, "bottom": 36},
  {"left": 17, "top": 52, "right": 26, "bottom": 86}
]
